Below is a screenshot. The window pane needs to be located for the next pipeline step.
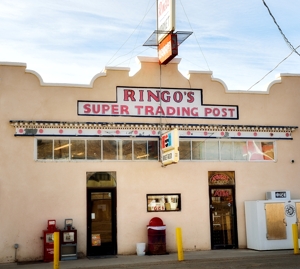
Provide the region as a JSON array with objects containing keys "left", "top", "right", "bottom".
[
  {"left": 220, "top": 141, "right": 233, "bottom": 160},
  {"left": 119, "top": 140, "right": 132, "bottom": 160},
  {"left": 206, "top": 141, "right": 219, "bottom": 160},
  {"left": 234, "top": 141, "right": 247, "bottom": 160},
  {"left": 103, "top": 140, "right": 117, "bottom": 160},
  {"left": 192, "top": 141, "right": 205, "bottom": 160},
  {"left": 37, "top": 139, "right": 53, "bottom": 159},
  {"left": 87, "top": 140, "right": 101, "bottom": 160},
  {"left": 148, "top": 141, "right": 158, "bottom": 160},
  {"left": 71, "top": 140, "right": 85, "bottom": 160},
  {"left": 179, "top": 141, "right": 191, "bottom": 160},
  {"left": 262, "top": 142, "right": 274, "bottom": 160},
  {"left": 54, "top": 140, "right": 70, "bottom": 160},
  {"left": 248, "top": 141, "right": 264, "bottom": 161},
  {"left": 134, "top": 141, "right": 147, "bottom": 160}
]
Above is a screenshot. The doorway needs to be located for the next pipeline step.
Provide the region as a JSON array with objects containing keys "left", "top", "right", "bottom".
[
  {"left": 86, "top": 188, "right": 117, "bottom": 256},
  {"left": 208, "top": 171, "right": 238, "bottom": 249}
]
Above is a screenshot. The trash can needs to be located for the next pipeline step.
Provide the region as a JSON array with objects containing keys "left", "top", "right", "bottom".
[{"left": 147, "top": 217, "right": 166, "bottom": 255}]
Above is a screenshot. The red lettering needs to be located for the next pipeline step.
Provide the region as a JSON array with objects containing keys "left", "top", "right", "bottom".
[
  {"left": 102, "top": 104, "right": 110, "bottom": 113},
  {"left": 166, "top": 106, "right": 176, "bottom": 115},
  {"left": 111, "top": 105, "right": 119, "bottom": 114},
  {"left": 213, "top": 108, "right": 220, "bottom": 116},
  {"left": 139, "top": 90, "right": 144, "bottom": 102},
  {"left": 156, "top": 106, "right": 165, "bottom": 116},
  {"left": 147, "top": 90, "right": 160, "bottom": 102},
  {"left": 123, "top": 89, "right": 136, "bottom": 101},
  {"left": 135, "top": 105, "right": 143, "bottom": 115},
  {"left": 228, "top": 108, "right": 235, "bottom": 117},
  {"left": 145, "top": 106, "right": 154, "bottom": 115},
  {"left": 161, "top": 91, "right": 171, "bottom": 102},
  {"left": 92, "top": 104, "right": 100, "bottom": 114},
  {"left": 205, "top": 108, "right": 212, "bottom": 116},
  {"left": 182, "top": 107, "right": 190, "bottom": 116},
  {"left": 173, "top": 91, "right": 183, "bottom": 103},
  {"left": 83, "top": 104, "right": 91, "bottom": 113},
  {"left": 191, "top": 107, "right": 198, "bottom": 116},
  {"left": 120, "top": 105, "right": 129, "bottom": 115},
  {"left": 187, "top": 92, "right": 194, "bottom": 103},
  {"left": 222, "top": 108, "right": 227, "bottom": 117}
]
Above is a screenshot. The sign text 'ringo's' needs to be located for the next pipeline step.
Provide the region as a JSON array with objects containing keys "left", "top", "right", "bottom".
[{"left": 78, "top": 87, "right": 238, "bottom": 119}]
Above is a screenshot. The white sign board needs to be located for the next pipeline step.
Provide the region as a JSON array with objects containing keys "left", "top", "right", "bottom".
[
  {"left": 157, "top": 0, "right": 175, "bottom": 43},
  {"left": 78, "top": 87, "right": 239, "bottom": 119}
]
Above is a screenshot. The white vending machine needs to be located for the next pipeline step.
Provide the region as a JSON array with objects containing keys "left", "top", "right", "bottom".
[{"left": 245, "top": 191, "right": 300, "bottom": 250}]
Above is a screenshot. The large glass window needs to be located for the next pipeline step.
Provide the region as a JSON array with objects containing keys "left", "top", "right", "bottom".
[
  {"left": 87, "top": 140, "right": 101, "bottom": 160},
  {"left": 192, "top": 141, "right": 205, "bottom": 160},
  {"left": 54, "top": 140, "right": 69, "bottom": 160},
  {"left": 206, "top": 141, "right": 219, "bottom": 160},
  {"left": 37, "top": 139, "right": 53, "bottom": 159},
  {"left": 103, "top": 140, "right": 117, "bottom": 160},
  {"left": 36, "top": 138, "right": 275, "bottom": 162},
  {"left": 71, "top": 140, "right": 85, "bottom": 160},
  {"left": 179, "top": 141, "right": 191, "bottom": 160}
]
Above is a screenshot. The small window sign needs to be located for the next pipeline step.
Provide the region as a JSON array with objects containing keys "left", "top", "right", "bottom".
[{"left": 147, "top": 193, "right": 181, "bottom": 212}]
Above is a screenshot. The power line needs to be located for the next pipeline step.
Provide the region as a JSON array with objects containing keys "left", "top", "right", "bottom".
[
  {"left": 262, "top": 0, "right": 300, "bottom": 57},
  {"left": 247, "top": 45, "right": 300, "bottom": 91},
  {"left": 178, "top": 0, "right": 211, "bottom": 71}
]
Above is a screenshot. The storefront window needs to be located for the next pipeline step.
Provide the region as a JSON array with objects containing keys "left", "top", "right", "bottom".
[
  {"left": 103, "top": 140, "right": 117, "bottom": 160},
  {"left": 233, "top": 141, "right": 247, "bottom": 160},
  {"left": 147, "top": 194, "right": 181, "bottom": 212},
  {"left": 220, "top": 141, "right": 233, "bottom": 160},
  {"left": 206, "top": 141, "right": 219, "bottom": 160},
  {"left": 36, "top": 138, "right": 274, "bottom": 162},
  {"left": 87, "top": 140, "right": 101, "bottom": 160},
  {"left": 119, "top": 140, "right": 132, "bottom": 160},
  {"left": 179, "top": 141, "right": 191, "bottom": 160},
  {"left": 192, "top": 141, "right": 205, "bottom": 160},
  {"left": 54, "top": 140, "right": 70, "bottom": 160},
  {"left": 37, "top": 139, "right": 53, "bottom": 159},
  {"left": 148, "top": 141, "right": 158, "bottom": 160},
  {"left": 247, "top": 141, "right": 275, "bottom": 161},
  {"left": 71, "top": 140, "right": 85, "bottom": 160}
]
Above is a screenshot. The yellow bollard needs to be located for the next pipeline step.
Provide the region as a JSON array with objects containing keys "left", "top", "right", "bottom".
[
  {"left": 292, "top": 223, "right": 299, "bottom": 255},
  {"left": 176, "top": 227, "right": 184, "bottom": 261},
  {"left": 53, "top": 232, "right": 60, "bottom": 269}
]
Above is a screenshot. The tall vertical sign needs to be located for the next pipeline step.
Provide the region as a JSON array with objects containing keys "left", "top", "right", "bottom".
[{"left": 157, "top": 0, "right": 176, "bottom": 43}]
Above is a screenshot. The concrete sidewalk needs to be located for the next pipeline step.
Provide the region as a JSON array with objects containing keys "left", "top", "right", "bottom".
[{"left": 0, "top": 249, "right": 297, "bottom": 269}]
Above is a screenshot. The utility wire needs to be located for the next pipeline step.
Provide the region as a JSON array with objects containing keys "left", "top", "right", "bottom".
[
  {"left": 105, "top": 1, "right": 155, "bottom": 67},
  {"left": 247, "top": 44, "right": 300, "bottom": 91},
  {"left": 178, "top": 0, "right": 211, "bottom": 71},
  {"left": 262, "top": 0, "right": 300, "bottom": 56}
]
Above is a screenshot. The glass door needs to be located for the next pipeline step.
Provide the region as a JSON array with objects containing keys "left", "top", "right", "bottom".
[
  {"left": 209, "top": 187, "right": 237, "bottom": 249},
  {"left": 87, "top": 188, "right": 117, "bottom": 256}
]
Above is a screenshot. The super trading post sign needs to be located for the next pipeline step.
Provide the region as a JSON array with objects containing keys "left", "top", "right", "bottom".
[
  {"left": 161, "top": 128, "right": 179, "bottom": 166},
  {"left": 78, "top": 87, "right": 238, "bottom": 119}
]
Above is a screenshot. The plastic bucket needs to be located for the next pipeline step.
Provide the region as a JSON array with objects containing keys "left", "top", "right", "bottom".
[{"left": 136, "top": 243, "right": 146, "bottom": 256}]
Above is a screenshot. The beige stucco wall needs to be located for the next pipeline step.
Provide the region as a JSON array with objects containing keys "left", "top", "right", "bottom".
[{"left": 1, "top": 57, "right": 300, "bottom": 263}]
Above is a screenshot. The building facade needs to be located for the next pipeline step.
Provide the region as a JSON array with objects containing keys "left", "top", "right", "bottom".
[{"left": 1, "top": 56, "right": 300, "bottom": 263}]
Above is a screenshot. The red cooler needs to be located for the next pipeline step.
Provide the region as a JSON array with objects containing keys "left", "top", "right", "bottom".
[
  {"left": 147, "top": 217, "right": 167, "bottom": 255},
  {"left": 43, "top": 220, "right": 60, "bottom": 262}
]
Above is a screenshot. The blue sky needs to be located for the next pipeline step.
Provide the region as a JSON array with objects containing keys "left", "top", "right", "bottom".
[{"left": 0, "top": 0, "right": 299, "bottom": 91}]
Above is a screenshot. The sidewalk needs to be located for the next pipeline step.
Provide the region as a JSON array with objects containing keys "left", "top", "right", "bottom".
[{"left": 0, "top": 249, "right": 296, "bottom": 269}]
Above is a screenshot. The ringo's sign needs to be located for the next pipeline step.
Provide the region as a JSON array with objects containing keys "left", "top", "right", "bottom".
[{"left": 78, "top": 87, "right": 238, "bottom": 119}]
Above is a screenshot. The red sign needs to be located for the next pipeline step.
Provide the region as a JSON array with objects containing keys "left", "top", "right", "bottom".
[{"left": 158, "top": 33, "right": 178, "bottom": 65}]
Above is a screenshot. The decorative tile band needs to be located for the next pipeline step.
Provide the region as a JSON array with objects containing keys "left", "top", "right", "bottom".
[{"left": 10, "top": 121, "right": 297, "bottom": 139}]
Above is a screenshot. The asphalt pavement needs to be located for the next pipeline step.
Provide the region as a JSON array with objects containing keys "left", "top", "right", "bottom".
[{"left": 0, "top": 249, "right": 300, "bottom": 269}]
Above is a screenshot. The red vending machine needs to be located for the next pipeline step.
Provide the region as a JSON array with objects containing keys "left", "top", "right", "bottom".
[
  {"left": 60, "top": 219, "right": 77, "bottom": 260},
  {"left": 43, "top": 220, "right": 60, "bottom": 262}
]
